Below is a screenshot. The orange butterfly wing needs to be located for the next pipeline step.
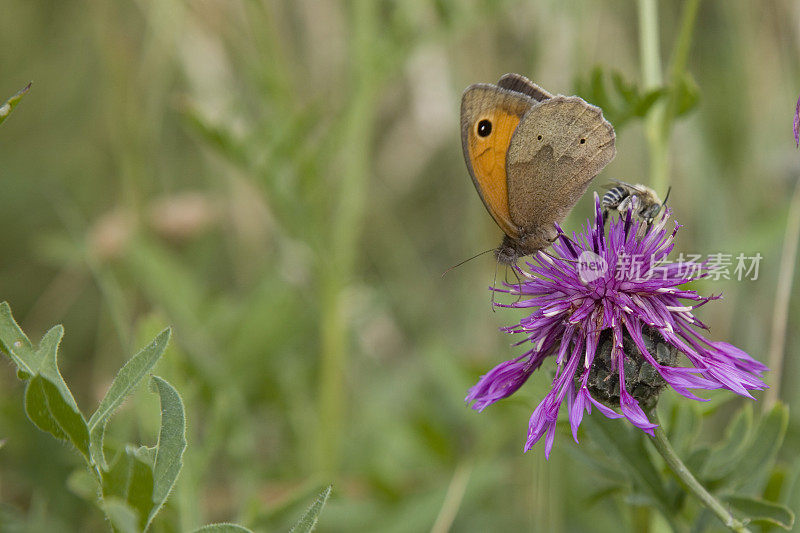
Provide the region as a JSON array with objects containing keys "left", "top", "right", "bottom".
[{"left": 460, "top": 85, "right": 534, "bottom": 239}]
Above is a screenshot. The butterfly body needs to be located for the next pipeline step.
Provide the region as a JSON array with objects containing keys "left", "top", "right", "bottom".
[{"left": 461, "top": 74, "right": 616, "bottom": 265}]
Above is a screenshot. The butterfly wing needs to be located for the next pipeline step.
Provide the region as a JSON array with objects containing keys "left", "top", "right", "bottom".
[
  {"left": 460, "top": 84, "right": 534, "bottom": 239},
  {"left": 496, "top": 73, "right": 553, "bottom": 102},
  {"left": 505, "top": 96, "right": 615, "bottom": 232}
]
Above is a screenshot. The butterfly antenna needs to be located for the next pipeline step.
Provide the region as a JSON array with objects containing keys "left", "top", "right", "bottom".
[{"left": 442, "top": 248, "right": 495, "bottom": 278}]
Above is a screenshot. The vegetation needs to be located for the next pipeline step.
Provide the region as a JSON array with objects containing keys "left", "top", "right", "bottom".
[{"left": 0, "top": 1, "right": 798, "bottom": 531}]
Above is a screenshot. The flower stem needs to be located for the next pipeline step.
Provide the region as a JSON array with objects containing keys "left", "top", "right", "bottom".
[
  {"left": 648, "top": 410, "right": 751, "bottom": 533},
  {"left": 638, "top": 0, "right": 702, "bottom": 194},
  {"left": 317, "top": 0, "right": 380, "bottom": 475},
  {"left": 637, "top": 0, "right": 668, "bottom": 193}
]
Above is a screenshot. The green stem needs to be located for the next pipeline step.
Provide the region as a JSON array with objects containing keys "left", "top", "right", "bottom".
[
  {"left": 638, "top": 0, "right": 702, "bottom": 194},
  {"left": 668, "top": 0, "right": 701, "bottom": 88},
  {"left": 649, "top": 410, "right": 751, "bottom": 533},
  {"left": 638, "top": 0, "right": 662, "bottom": 90},
  {"left": 638, "top": 0, "right": 668, "bottom": 194},
  {"left": 317, "top": 0, "right": 380, "bottom": 475},
  {"left": 662, "top": 0, "right": 702, "bottom": 137}
]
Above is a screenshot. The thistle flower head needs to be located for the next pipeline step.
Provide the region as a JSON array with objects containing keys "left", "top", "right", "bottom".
[
  {"left": 794, "top": 94, "right": 800, "bottom": 148},
  {"left": 466, "top": 194, "right": 768, "bottom": 457}
]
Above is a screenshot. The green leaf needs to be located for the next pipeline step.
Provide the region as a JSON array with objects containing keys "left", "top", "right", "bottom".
[
  {"left": 127, "top": 446, "right": 156, "bottom": 529},
  {"left": 101, "top": 497, "right": 140, "bottom": 533},
  {"left": 193, "top": 524, "right": 254, "bottom": 533},
  {"left": 763, "top": 465, "right": 787, "bottom": 503},
  {"left": 672, "top": 72, "right": 700, "bottom": 117},
  {"left": 24, "top": 377, "right": 67, "bottom": 440},
  {"left": 610, "top": 70, "right": 637, "bottom": 104},
  {"left": 101, "top": 448, "right": 134, "bottom": 500},
  {"left": 145, "top": 376, "right": 186, "bottom": 530},
  {"left": 589, "top": 67, "right": 609, "bottom": 110},
  {"left": 684, "top": 446, "right": 710, "bottom": 475},
  {"left": 0, "top": 304, "right": 91, "bottom": 458},
  {"left": 720, "top": 403, "right": 789, "bottom": 489},
  {"left": 23, "top": 327, "right": 90, "bottom": 460},
  {"left": 725, "top": 495, "right": 795, "bottom": 530},
  {"left": 666, "top": 402, "right": 701, "bottom": 450},
  {"left": 180, "top": 100, "right": 250, "bottom": 167},
  {"left": 101, "top": 444, "right": 168, "bottom": 531},
  {"left": 289, "top": 485, "right": 332, "bottom": 533},
  {"left": 24, "top": 375, "right": 89, "bottom": 454},
  {"left": 88, "top": 328, "right": 172, "bottom": 471},
  {"left": 67, "top": 469, "right": 97, "bottom": 501},
  {"left": 0, "top": 82, "right": 31, "bottom": 126},
  {"left": 583, "top": 415, "right": 674, "bottom": 515},
  {"left": 705, "top": 404, "right": 753, "bottom": 480},
  {"left": 0, "top": 301, "right": 41, "bottom": 377},
  {"left": 632, "top": 88, "right": 668, "bottom": 118}
]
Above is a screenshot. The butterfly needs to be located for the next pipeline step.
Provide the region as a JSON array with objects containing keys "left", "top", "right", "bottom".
[{"left": 460, "top": 73, "right": 616, "bottom": 265}]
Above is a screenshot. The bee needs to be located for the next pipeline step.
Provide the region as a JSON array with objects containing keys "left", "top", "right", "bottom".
[{"left": 602, "top": 179, "right": 671, "bottom": 225}]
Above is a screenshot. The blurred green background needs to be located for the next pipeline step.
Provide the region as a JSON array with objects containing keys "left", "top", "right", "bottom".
[{"left": 0, "top": 1, "right": 799, "bottom": 531}]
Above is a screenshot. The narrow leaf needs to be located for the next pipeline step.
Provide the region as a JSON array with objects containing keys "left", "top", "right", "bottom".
[
  {"left": 35, "top": 326, "right": 80, "bottom": 408},
  {"left": 35, "top": 376, "right": 90, "bottom": 459},
  {"left": 0, "top": 301, "right": 40, "bottom": 376},
  {"left": 24, "top": 377, "right": 69, "bottom": 440},
  {"left": 101, "top": 497, "right": 140, "bottom": 533},
  {"left": 583, "top": 415, "right": 675, "bottom": 515},
  {"left": 632, "top": 88, "right": 668, "bottom": 117},
  {"left": 145, "top": 376, "right": 187, "bottom": 530},
  {"left": 666, "top": 403, "right": 701, "bottom": 448},
  {"left": 0, "top": 82, "right": 32, "bottom": 126},
  {"left": 684, "top": 447, "right": 710, "bottom": 475},
  {"left": 590, "top": 67, "right": 608, "bottom": 109},
  {"left": 193, "top": 524, "right": 255, "bottom": 533},
  {"left": 180, "top": 101, "right": 249, "bottom": 167},
  {"left": 67, "top": 469, "right": 97, "bottom": 501},
  {"left": 289, "top": 485, "right": 332, "bottom": 533},
  {"left": 721, "top": 403, "right": 788, "bottom": 489},
  {"left": 38, "top": 327, "right": 90, "bottom": 458},
  {"left": 725, "top": 495, "right": 795, "bottom": 530},
  {"left": 672, "top": 72, "right": 700, "bottom": 116},
  {"left": 126, "top": 445, "right": 156, "bottom": 530},
  {"left": 610, "top": 70, "right": 637, "bottom": 104},
  {"left": 101, "top": 448, "right": 134, "bottom": 500},
  {"left": 705, "top": 404, "right": 753, "bottom": 480},
  {"left": 17, "top": 326, "right": 91, "bottom": 460},
  {"left": 88, "top": 328, "right": 172, "bottom": 470},
  {"left": 763, "top": 466, "right": 787, "bottom": 503}
]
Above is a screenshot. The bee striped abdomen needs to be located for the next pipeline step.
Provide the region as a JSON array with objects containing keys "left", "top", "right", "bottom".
[{"left": 601, "top": 186, "right": 630, "bottom": 211}]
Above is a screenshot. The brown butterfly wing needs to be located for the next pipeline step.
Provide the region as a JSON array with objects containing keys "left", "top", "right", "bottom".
[
  {"left": 496, "top": 73, "right": 553, "bottom": 102},
  {"left": 506, "top": 96, "right": 615, "bottom": 233},
  {"left": 460, "top": 84, "right": 535, "bottom": 239}
]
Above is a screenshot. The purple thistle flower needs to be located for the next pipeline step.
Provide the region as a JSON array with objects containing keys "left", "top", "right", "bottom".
[
  {"left": 466, "top": 194, "right": 768, "bottom": 457},
  {"left": 794, "top": 94, "right": 800, "bottom": 148}
]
